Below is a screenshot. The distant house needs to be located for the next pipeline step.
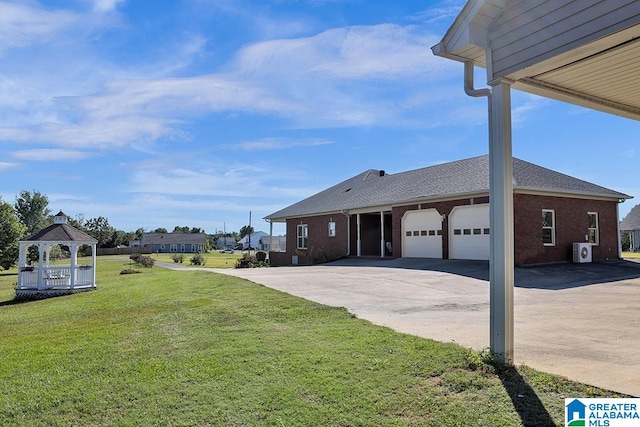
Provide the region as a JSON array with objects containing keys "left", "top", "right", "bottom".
[
  {"left": 620, "top": 204, "right": 640, "bottom": 251},
  {"left": 216, "top": 236, "right": 237, "bottom": 249},
  {"left": 140, "top": 233, "right": 207, "bottom": 253},
  {"left": 237, "top": 231, "right": 269, "bottom": 250}
]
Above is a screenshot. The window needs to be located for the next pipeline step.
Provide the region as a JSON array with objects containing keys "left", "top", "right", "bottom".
[
  {"left": 191, "top": 244, "right": 197, "bottom": 252},
  {"left": 542, "top": 209, "right": 555, "bottom": 246},
  {"left": 328, "top": 221, "right": 336, "bottom": 237},
  {"left": 181, "top": 244, "right": 186, "bottom": 252},
  {"left": 297, "top": 224, "right": 308, "bottom": 249},
  {"left": 587, "top": 212, "right": 599, "bottom": 245},
  {"left": 170, "top": 244, "right": 178, "bottom": 252},
  {"left": 161, "top": 244, "right": 165, "bottom": 250}
]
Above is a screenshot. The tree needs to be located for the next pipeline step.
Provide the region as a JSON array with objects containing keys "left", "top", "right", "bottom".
[
  {"left": 153, "top": 227, "right": 168, "bottom": 233},
  {"left": 14, "top": 190, "right": 51, "bottom": 235},
  {"left": 173, "top": 226, "right": 190, "bottom": 233},
  {"left": 239, "top": 225, "right": 254, "bottom": 239},
  {"left": 0, "top": 198, "right": 26, "bottom": 270},
  {"left": 84, "top": 216, "right": 115, "bottom": 248}
]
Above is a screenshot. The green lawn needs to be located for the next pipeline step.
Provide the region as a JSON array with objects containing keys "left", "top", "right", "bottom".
[
  {"left": 0, "top": 260, "right": 625, "bottom": 426},
  {"left": 622, "top": 251, "right": 640, "bottom": 259},
  {"left": 143, "top": 251, "right": 242, "bottom": 268}
]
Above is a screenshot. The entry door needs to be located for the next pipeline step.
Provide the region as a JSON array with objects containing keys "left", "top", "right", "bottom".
[
  {"left": 449, "top": 204, "right": 490, "bottom": 260},
  {"left": 402, "top": 209, "right": 442, "bottom": 258}
]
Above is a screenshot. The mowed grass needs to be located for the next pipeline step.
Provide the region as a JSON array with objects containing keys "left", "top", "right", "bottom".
[
  {"left": 138, "top": 251, "right": 241, "bottom": 268},
  {"left": 0, "top": 260, "right": 625, "bottom": 426},
  {"left": 622, "top": 251, "right": 640, "bottom": 259}
]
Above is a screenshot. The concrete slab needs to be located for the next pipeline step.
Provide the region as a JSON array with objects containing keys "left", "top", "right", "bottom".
[{"left": 201, "top": 258, "right": 640, "bottom": 396}]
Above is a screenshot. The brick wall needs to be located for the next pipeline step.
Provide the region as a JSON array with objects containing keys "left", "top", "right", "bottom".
[
  {"left": 274, "top": 214, "right": 349, "bottom": 265},
  {"left": 513, "top": 194, "right": 620, "bottom": 264}
]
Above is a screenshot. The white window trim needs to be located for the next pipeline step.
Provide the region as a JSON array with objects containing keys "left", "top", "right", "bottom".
[
  {"left": 328, "top": 221, "right": 336, "bottom": 237},
  {"left": 297, "top": 224, "right": 308, "bottom": 249},
  {"left": 542, "top": 209, "right": 556, "bottom": 246},
  {"left": 170, "top": 244, "right": 178, "bottom": 252},
  {"left": 587, "top": 212, "right": 599, "bottom": 245}
]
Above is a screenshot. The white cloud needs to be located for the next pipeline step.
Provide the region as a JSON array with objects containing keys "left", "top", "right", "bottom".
[
  {"left": 11, "top": 148, "right": 91, "bottom": 161},
  {"left": 0, "top": 2, "right": 76, "bottom": 54},
  {"left": 0, "top": 161, "right": 18, "bottom": 171},
  {"left": 232, "top": 137, "right": 333, "bottom": 150},
  {"left": 91, "top": 0, "right": 125, "bottom": 13}
]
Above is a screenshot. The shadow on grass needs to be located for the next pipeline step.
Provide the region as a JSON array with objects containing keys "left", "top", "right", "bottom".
[{"left": 498, "top": 365, "right": 556, "bottom": 427}]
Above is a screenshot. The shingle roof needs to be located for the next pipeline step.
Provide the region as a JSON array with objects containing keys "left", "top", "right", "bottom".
[
  {"left": 266, "top": 155, "right": 631, "bottom": 220},
  {"left": 22, "top": 223, "right": 97, "bottom": 243},
  {"left": 141, "top": 233, "right": 207, "bottom": 245},
  {"left": 620, "top": 204, "right": 640, "bottom": 231}
]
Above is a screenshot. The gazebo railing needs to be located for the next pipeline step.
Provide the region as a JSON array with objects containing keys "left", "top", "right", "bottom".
[{"left": 17, "top": 265, "right": 94, "bottom": 290}]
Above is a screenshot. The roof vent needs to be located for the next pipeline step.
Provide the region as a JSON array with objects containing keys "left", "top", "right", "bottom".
[{"left": 379, "top": 170, "right": 385, "bottom": 177}]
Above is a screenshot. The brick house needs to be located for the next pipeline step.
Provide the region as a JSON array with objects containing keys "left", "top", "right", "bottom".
[{"left": 266, "top": 156, "right": 630, "bottom": 266}]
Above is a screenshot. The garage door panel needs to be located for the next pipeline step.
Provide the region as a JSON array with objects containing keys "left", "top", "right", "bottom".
[
  {"left": 449, "top": 205, "right": 490, "bottom": 260},
  {"left": 402, "top": 210, "right": 442, "bottom": 258}
]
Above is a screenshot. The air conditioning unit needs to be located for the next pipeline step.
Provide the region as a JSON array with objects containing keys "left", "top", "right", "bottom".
[{"left": 573, "top": 243, "right": 592, "bottom": 263}]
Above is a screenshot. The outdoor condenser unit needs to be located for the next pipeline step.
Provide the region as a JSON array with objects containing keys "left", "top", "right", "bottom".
[{"left": 572, "top": 242, "right": 592, "bottom": 263}]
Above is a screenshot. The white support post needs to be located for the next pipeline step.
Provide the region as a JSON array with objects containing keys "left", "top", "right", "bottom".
[
  {"left": 70, "top": 243, "right": 77, "bottom": 289},
  {"left": 37, "top": 243, "right": 44, "bottom": 290},
  {"left": 92, "top": 244, "right": 97, "bottom": 286},
  {"left": 380, "top": 211, "right": 385, "bottom": 258},
  {"left": 488, "top": 78, "right": 515, "bottom": 364},
  {"left": 356, "top": 214, "right": 362, "bottom": 257}
]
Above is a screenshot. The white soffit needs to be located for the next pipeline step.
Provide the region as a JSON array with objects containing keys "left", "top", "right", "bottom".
[{"left": 513, "top": 33, "right": 640, "bottom": 120}]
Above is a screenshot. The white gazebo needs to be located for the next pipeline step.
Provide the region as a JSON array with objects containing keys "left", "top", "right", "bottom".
[
  {"left": 16, "top": 211, "right": 98, "bottom": 299},
  {"left": 433, "top": 0, "right": 640, "bottom": 363}
]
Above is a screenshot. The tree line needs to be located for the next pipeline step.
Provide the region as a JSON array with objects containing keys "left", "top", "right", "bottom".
[{"left": 0, "top": 190, "right": 255, "bottom": 270}]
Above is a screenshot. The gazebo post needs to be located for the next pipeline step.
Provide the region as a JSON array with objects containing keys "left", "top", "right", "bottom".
[
  {"left": 70, "top": 243, "right": 77, "bottom": 289},
  {"left": 37, "top": 243, "right": 45, "bottom": 290},
  {"left": 92, "top": 243, "right": 97, "bottom": 286}
]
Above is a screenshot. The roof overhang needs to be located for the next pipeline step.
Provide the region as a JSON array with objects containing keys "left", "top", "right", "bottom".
[{"left": 432, "top": 0, "right": 640, "bottom": 121}]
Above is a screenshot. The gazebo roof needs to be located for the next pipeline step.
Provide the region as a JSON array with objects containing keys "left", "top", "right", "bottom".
[{"left": 21, "top": 211, "right": 97, "bottom": 243}]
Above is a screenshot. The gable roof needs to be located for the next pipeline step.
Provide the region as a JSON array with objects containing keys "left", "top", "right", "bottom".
[
  {"left": 620, "top": 204, "right": 640, "bottom": 231},
  {"left": 141, "top": 233, "right": 207, "bottom": 246},
  {"left": 22, "top": 223, "right": 97, "bottom": 243},
  {"left": 266, "top": 155, "right": 630, "bottom": 220}
]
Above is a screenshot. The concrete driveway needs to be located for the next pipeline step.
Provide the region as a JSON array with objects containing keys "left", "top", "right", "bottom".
[{"left": 206, "top": 258, "right": 640, "bottom": 397}]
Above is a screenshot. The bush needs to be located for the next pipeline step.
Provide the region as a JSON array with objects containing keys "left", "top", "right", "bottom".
[
  {"left": 235, "top": 253, "right": 268, "bottom": 269},
  {"left": 120, "top": 268, "right": 140, "bottom": 275},
  {"left": 131, "top": 255, "right": 154, "bottom": 268},
  {"left": 190, "top": 254, "right": 206, "bottom": 266},
  {"left": 255, "top": 251, "right": 267, "bottom": 263},
  {"left": 172, "top": 254, "right": 184, "bottom": 263}
]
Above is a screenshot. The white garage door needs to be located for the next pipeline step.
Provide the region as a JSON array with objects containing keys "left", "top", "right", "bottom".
[
  {"left": 449, "top": 204, "right": 490, "bottom": 260},
  {"left": 402, "top": 209, "right": 442, "bottom": 258}
]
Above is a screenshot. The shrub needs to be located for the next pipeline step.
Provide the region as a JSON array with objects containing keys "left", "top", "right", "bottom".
[
  {"left": 172, "top": 254, "right": 184, "bottom": 263},
  {"left": 255, "top": 251, "right": 267, "bottom": 263},
  {"left": 190, "top": 254, "right": 206, "bottom": 266},
  {"left": 129, "top": 253, "right": 141, "bottom": 262},
  {"left": 120, "top": 268, "right": 140, "bottom": 275},
  {"left": 133, "top": 255, "right": 154, "bottom": 268},
  {"left": 235, "top": 253, "right": 268, "bottom": 269}
]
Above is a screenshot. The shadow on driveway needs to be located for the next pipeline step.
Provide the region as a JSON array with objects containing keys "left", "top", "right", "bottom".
[{"left": 324, "top": 257, "right": 640, "bottom": 290}]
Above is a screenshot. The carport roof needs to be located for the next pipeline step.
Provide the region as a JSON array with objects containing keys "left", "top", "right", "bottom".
[{"left": 265, "top": 155, "right": 630, "bottom": 220}]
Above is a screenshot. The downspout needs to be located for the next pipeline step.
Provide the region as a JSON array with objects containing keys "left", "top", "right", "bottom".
[
  {"left": 616, "top": 201, "right": 622, "bottom": 259},
  {"left": 341, "top": 210, "right": 351, "bottom": 256},
  {"left": 464, "top": 61, "right": 491, "bottom": 100}
]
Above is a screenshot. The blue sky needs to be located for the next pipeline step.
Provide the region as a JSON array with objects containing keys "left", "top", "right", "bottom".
[{"left": 1, "top": 0, "right": 638, "bottom": 236}]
